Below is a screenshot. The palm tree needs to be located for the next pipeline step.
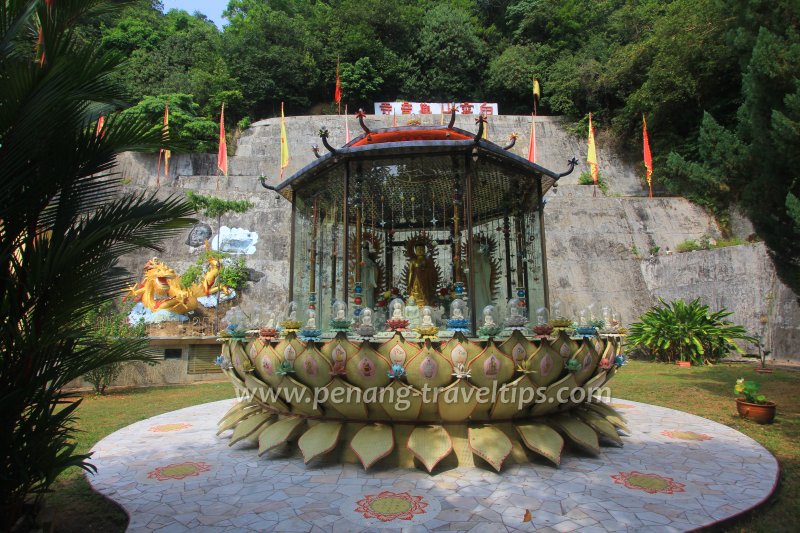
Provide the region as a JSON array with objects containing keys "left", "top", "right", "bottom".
[{"left": 0, "top": 1, "right": 195, "bottom": 528}]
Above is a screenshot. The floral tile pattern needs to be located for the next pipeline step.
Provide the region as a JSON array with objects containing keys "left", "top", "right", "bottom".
[
  {"left": 611, "top": 471, "right": 687, "bottom": 495},
  {"left": 662, "top": 429, "right": 713, "bottom": 441},
  {"left": 354, "top": 491, "right": 427, "bottom": 522},
  {"left": 148, "top": 422, "right": 192, "bottom": 433},
  {"left": 87, "top": 398, "right": 779, "bottom": 532},
  {"left": 147, "top": 461, "right": 211, "bottom": 481}
]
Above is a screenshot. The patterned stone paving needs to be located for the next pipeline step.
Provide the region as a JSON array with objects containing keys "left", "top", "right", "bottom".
[{"left": 88, "top": 399, "right": 778, "bottom": 532}]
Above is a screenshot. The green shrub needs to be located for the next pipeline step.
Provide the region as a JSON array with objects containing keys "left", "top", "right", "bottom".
[
  {"left": 626, "top": 298, "right": 756, "bottom": 365},
  {"left": 578, "top": 170, "right": 609, "bottom": 194},
  {"left": 715, "top": 237, "right": 747, "bottom": 248},
  {"left": 82, "top": 302, "right": 147, "bottom": 395},
  {"left": 220, "top": 256, "right": 249, "bottom": 289},
  {"left": 677, "top": 237, "right": 749, "bottom": 253},
  {"left": 237, "top": 116, "right": 251, "bottom": 130},
  {"left": 180, "top": 263, "right": 205, "bottom": 289},
  {"left": 676, "top": 239, "right": 703, "bottom": 252},
  {"left": 180, "top": 251, "right": 248, "bottom": 290}
]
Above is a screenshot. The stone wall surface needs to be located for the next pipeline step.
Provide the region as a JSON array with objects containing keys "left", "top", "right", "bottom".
[{"left": 112, "top": 114, "right": 799, "bottom": 362}]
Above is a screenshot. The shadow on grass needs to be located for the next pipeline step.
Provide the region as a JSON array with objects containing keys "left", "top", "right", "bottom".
[{"left": 40, "top": 476, "right": 128, "bottom": 533}]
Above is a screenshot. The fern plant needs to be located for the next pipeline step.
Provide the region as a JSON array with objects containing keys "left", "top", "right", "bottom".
[
  {"left": 627, "top": 299, "right": 756, "bottom": 365},
  {"left": 0, "top": 1, "right": 194, "bottom": 528}
]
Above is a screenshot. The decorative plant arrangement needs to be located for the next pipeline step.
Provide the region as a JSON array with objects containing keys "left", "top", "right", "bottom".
[
  {"left": 734, "top": 378, "right": 776, "bottom": 424},
  {"left": 626, "top": 298, "right": 756, "bottom": 366}
]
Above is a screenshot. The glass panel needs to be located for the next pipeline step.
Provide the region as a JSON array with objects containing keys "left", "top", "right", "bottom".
[
  {"left": 287, "top": 150, "right": 549, "bottom": 337},
  {"left": 291, "top": 169, "right": 346, "bottom": 330}
]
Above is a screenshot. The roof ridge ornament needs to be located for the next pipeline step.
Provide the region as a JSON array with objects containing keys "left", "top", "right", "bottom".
[
  {"left": 555, "top": 157, "right": 579, "bottom": 179},
  {"left": 356, "top": 109, "right": 370, "bottom": 134},
  {"left": 503, "top": 133, "right": 518, "bottom": 151},
  {"left": 474, "top": 114, "right": 487, "bottom": 143},
  {"left": 311, "top": 144, "right": 321, "bottom": 159},
  {"left": 319, "top": 127, "right": 337, "bottom": 155}
]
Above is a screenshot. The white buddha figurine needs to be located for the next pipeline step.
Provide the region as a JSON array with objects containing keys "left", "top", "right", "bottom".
[
  {"left": 361, "top": 309, "right": 373, "bottom": 327},
  {"left": 421, "top": 307, "right": 434, "bottom": 327},
  {"left": 336, "top": 307, "right": 346, "bottom": 320},
  {"left": 483, "top": 310, "right": 496, "bottom": 327},
  {"left": 305, "top": 309, "right": 317, "bottom": 329},
  {"left": 266, "top": 312, "right": 276, "bottom": 329},
  {"left": 452, "top": 306, "right": 464, "bottom": 320},
  {"left": 392, "top": 301, "right": 404, "bottom": 319},
  {"left": 405, "top": 296, "right": 421, "bottom": 326}
]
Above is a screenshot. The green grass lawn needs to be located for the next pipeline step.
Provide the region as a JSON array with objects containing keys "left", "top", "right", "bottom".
[{"left": 41, "top": 362, "right": 799, "bottom": 532}]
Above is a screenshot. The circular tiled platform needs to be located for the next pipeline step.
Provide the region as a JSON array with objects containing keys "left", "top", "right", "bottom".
[{"left": 88, "top": 399, "right": 778, "bottom": 532}]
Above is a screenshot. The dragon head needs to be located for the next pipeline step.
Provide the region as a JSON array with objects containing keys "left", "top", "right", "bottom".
[{"left": 143, "top": 258, "right": 177, "bottom": 292}]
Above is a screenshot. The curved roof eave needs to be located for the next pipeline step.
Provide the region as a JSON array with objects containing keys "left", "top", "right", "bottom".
[{"left": 272, "top": 126, "right": 563, "bottom": 195}]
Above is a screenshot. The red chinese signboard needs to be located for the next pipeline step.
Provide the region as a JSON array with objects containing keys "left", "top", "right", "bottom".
[{"left": 373, "top": 102, "right": 499, "bottom": 115}]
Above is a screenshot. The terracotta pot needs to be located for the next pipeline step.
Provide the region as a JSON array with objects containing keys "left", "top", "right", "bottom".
[
  {"left": 736, "top": 398, "right": 776, "bottom": 424},
  {"left": 675, "top": 361, "right": 692, "bottom": 368}
]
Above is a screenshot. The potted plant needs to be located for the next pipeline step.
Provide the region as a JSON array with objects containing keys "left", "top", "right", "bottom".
[{"left": 734, "top": 378, "right": 776, "bottom": 424}]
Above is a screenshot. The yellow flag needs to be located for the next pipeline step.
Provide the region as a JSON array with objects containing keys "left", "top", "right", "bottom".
[
  {"left": 533, "top": 79, "right": 541, "bottom": 102},
  {"left": 280, "top": 102, "right": 289, "bottom": 177},
  {"left": 163, "top": 103, "right": 170, "bottom": 178},
  {"left": 587, "top": 112, "right": 599, "bottom": 185}
]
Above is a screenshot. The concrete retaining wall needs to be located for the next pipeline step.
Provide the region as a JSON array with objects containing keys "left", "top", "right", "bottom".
[{"left": 110, "top": 114, "right": 799, "bottom": 362}]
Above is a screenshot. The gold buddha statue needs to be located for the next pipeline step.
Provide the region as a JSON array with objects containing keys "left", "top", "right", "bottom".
[{"left": 407, "top": 244, "right": 435, "bottom": 306}]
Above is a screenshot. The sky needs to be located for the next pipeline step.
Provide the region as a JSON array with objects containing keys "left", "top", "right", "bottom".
[{"left": 162, "top": 0, "right": 229, "bottom": 28}]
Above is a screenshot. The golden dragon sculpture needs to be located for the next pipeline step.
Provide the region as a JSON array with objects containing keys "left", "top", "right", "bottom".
[{"left": 124, "top": 245, "right": 231, "bottom": 315}]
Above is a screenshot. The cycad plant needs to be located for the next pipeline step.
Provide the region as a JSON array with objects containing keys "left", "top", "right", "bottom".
[
  {"left": 0, "top": 1, "right": 194, "bottom": 529},
  {"left": 627, "top": 298, "right": 756, "bottom": 365}
]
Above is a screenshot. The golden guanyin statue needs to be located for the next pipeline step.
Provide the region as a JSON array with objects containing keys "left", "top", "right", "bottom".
[{"left": 407, "top": 244, "right": 436, "bottom": 306}]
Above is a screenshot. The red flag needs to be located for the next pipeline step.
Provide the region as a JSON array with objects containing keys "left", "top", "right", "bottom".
[
  {"left": 334, "top": 60, "right": 342, "bottom": 107},
  {"left": 96, "top": 114, "right": 105, "bottom": 137},
  {"left": 527, "top": 113, "right": 536, "bottom": 163},
  {"left": 643, "top": 114, "right": 653, "bottom": 198},
  {"left": 218, "top": 103, "right": 228, "bottom": 177}
]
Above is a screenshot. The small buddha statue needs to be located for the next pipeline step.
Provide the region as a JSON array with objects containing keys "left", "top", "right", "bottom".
[
  {"left": 305, "top": 310, "right": 317, "bottom": 330},
  {"left": 336, "top": 307, "right": 346, "bottom": 320},
  {"left": 483, "top": 310, "right": 496, "bottom": 327},
  {"left": 405, "top": 296, "right": 421, "bottom": 326},
  {"left": 266, "top": 312, "right": 276, "bottom": 329},
  {"left": 361, "top": 308, "right": 373, "bottom": 327},
  {"left": 452, "top": 306, "right": 464, "bottom": 320},
  {"left": 288, "top": 307, "right": 297, "bottom": 321},
  {"left": 392, "top": 301, "right": 404, "bottom": 319},
  {"left": 421, "top": 307, "right": 434, "bottom": 327}
]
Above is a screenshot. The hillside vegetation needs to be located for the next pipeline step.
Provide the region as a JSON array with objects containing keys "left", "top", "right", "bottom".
[{"left": 86, "top": 0, "right": 800, "bottom": 289}]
